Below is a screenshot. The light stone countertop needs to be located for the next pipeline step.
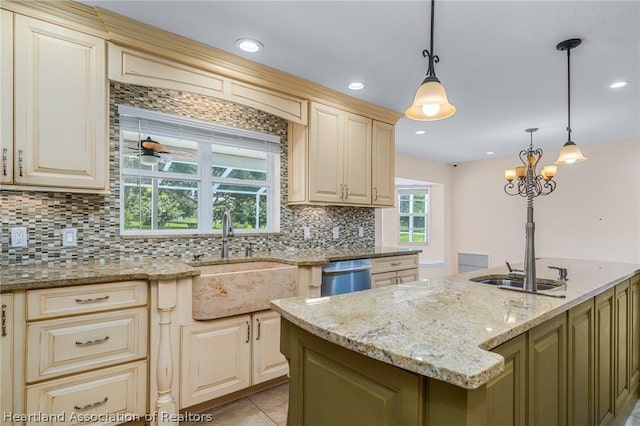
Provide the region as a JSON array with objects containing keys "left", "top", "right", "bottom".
[
  {"left": 0, "top": 246, "right": 419, "bottom": 292},
  {"left": 271, "top": 257, "right": 640, "bottom": 389}
]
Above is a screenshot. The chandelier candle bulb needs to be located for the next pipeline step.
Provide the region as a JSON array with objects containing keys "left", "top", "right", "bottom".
[
  {"left": 542, "top": 165, "right": 557, "bottom": 180},
  {"left": 515, "top": 166, "right": 526, "bottom": 178},
  {"left": 504, "top": 169, "right": 516, "bottom": 183}
]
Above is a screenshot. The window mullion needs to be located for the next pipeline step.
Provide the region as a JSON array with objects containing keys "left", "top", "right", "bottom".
[{"left": 200, "top": 142, "right": 212, "bottom": 233}]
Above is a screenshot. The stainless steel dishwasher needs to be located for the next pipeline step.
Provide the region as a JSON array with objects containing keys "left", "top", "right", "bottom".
[{"left": 321, "top": 259, "right": 372, "bottom": 296}]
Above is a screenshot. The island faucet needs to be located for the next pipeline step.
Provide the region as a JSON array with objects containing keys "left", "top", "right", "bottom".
[{"left": 221, "top": 211, "right": 234, "bottom": 259}]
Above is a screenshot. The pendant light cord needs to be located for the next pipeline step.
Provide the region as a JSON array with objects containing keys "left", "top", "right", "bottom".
[{"left": 566, "top": 47, "right": 572, "bottom": 142}]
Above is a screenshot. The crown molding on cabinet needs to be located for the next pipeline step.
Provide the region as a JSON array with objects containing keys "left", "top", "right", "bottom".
[{"left": 2, "top": 0, "right": 402, "bottom": 125}]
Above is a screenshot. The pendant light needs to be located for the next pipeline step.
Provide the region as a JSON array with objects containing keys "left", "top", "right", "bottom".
[
  {"left": 555, "top": 38, "right": 588, "bottom": 164},
  {"left": 405, "top": 0, "right": 455, "bottom": 121}
]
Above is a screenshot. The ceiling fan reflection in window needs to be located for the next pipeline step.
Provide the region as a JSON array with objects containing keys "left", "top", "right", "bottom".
[{"left": 130, "top": 137, "right": 171, "bottom": 166}]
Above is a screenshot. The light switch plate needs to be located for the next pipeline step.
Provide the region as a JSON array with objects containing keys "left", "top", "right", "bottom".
[
  {"left": 62, "top": 228, "right": 77, "bottom": 247},
  {"left": 358, "top": 226, "right": 364, "bottom": 238},
  {"left": 332, "top": 226, "right": 340, "bottom": 239},
  {"left": 303, "top": 227, "right": 311, "bottom": 239},
  {"left": 10, "top": 227, "right": 27, "bottom": 247}
]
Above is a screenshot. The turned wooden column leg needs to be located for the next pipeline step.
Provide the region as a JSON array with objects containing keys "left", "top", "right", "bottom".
[{"left": 156, "top": 308, "right": 176, "bottom": 425}]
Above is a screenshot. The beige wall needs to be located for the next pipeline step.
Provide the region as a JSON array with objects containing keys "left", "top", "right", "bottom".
[
  {"left": 377, "top": 139, "right": 640, "bottom": 279},
  {"left": 451, "top": 139, "right": 640, "bottom": 268},
  {"left": 375, "top": 154, "right": 453, "bottom": 278}
]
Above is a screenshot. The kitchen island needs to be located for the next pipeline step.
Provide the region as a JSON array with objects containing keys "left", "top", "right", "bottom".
[{"left": 271, "top": 258, "right": 640, "bottom": 426}]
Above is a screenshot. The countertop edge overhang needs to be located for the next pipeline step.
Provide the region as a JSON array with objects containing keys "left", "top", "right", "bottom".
[
  {"left": 271, "top": 257, "right": 640, "bottom": 389},
  {"left": 0, "top": 247, "right": 420, "bottom": 291}
]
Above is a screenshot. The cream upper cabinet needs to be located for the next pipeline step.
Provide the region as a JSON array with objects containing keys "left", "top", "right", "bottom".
[
  {"left": 308, "top": 102, "right": 372, "bottom": 205},
  {"left": 371, "top": 120, "right": 395, "bottom": 207},
  {"left": 1, "top": 10, "right": 13, "bottom": 185},
  {"left": 12, "top": 14, "right": 107, "bottom": 191}
]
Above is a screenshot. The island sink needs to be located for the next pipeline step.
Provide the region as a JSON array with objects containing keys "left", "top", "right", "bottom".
[{"left": 470, "top": 274, "right": 566, "bottom": 297}]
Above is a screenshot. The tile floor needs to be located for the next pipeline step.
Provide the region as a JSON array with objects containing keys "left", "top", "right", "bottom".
[
  {"left": 181, "top": 383, "right": 288, "bottom": 426},
  {"left": 182, "top": 384, "right": 640, "bottom": 426}
]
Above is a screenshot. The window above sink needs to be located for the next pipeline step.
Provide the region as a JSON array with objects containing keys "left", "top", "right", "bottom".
[{"left": 118, "top": 106, "right": 281, "bottom": 236}]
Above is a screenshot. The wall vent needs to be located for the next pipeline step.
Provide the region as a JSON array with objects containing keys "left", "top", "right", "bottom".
[{"left": 457, "top": 252, "right": 489, "bottom": 273}]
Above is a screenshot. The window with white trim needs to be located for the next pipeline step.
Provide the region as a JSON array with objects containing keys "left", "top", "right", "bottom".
[
  {"left": 398, "top": 187, "right": 429, "bottom": 244},
  {"left": 119, "top": 106, "right": 280, "bottom": 235}
]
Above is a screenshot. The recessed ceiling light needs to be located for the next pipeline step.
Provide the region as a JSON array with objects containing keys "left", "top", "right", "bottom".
[
  {"left": 415, "top": 130, "right": 426, "bottom": 135},
  {"left": 487, "top": 151, "right": 494, "bottom": 155},
  {"left": 236, "top": 38, "right": 263, "bottom": 53},
  {"left": 609, "top": 81, "right": 628, "bottom": 89},
  {"left": 348, "top": 82, "right": 364, "bottom": 90}
]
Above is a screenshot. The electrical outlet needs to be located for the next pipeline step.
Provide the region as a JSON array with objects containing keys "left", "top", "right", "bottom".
[
  {"left": 10, "top": 227, "right": 27, "bottom": 247},
  {"left": 62, "top": 228, "right": 78, "bottom": 247},
  {"left": 303, "top": 227, "right": 311, "bottom": 240},
  {"left": 332, "top": 226, "right": 340, "bottom": 239},
  {"left": 358, "top": 226, "right": 364, "bottom": 238}
]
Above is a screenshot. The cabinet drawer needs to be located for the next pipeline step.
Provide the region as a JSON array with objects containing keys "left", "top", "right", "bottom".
[
  {"left": 27, "top": 308, "right": 148, "bottom": 382},
  {"left": 26, "top": 360, "right": 147, "bottom": 426},
  {"left": 371, "top": 255, "right": 419, "bottom": 274},
  {"left": 27, "top": 281, "right": 148, "bottom": 320}
]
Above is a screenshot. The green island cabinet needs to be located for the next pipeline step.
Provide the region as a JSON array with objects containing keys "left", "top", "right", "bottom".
[{"left": 280, "top": 274, "right": 640, "bottom": 426}]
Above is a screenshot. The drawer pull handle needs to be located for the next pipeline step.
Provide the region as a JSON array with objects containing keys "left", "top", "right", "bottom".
[
  {"left": 256, "top": 318, "right": 261, "bottom": 341},
  {"left": 246, "top": 321, "right": 251, "bottom": 343},
  {"left": 74, "top": 396, "right": 109, "bottom": 411},
  {"left": 76, "top": 336, "right": 110, "bottom": 346},
  {"left": 75, "top": 295, "right": 110, "bottom": 304},
  {"left": 390, "top": 261, "right": 401, "bottom": 266},
  {"left": 1, "top": 304, "right": 7, "bottom": 336}
]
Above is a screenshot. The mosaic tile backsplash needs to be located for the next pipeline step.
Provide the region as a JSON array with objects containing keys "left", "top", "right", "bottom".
[{"left": 0, "top": 82, "right": 374, "bottom": 268}]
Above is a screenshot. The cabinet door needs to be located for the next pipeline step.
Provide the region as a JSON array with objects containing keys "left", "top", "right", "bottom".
[
  {"left": 630, "top": 274, "right": 640, "bottom": 391},
  {"left": 1, "top": 294, "right": 13, "bottom": 425},
  {"left": 614, "top": 280, "right": 630, "bottom": 414},
  {"left": 528, "top": 313, "right": 566, "bottom": 426},
  {"left": 487, "top": 333, "right": 526, "bottom": 426},
  {"left": 371, "top": 271, "right": 397, "bottom": 288},
  {"left": 342, "top": 112, "right": 371, "bottom": 205},
  {"left": 568, "top": 298, "right": 595, "bottom": 426},
  {"left": 308, "top": 103, "right": 344, "bottom": 203},
  {"left": 180, "top": 315, "right": 251, "bottom": 408},
  {"left": 396, "top": 268, "right": 419, "bottom": 285},
  {"left": 14, "top": 15, "right": 107, "bottom": 190},
  {"left": 372, "top": 121, "right": 395, "bottom": 207},
  {"left": 595, "top": 287, "right": 615, "bottom": 426},
  {"left": 1, "top": 10, "right": 13, "bottom": 185},
  {"left": 252, "top": 310, "right": 289, "bottom": 385}
]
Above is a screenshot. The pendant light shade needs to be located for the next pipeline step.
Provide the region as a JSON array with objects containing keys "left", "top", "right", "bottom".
[
  {"left": 405, "top": 76, "right": 456, "bottom": 121},
  {"left": 405, "top": 0, "right": 455, "bottom": 121},
  {"left": 555, "top": 38, "right": 588, "bottom": 165}
]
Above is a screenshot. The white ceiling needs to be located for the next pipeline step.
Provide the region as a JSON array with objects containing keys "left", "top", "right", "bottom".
[{"left": 81, "top": 0, "right": 640, "bottom": 164}]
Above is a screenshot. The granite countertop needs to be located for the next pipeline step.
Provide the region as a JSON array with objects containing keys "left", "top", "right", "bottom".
[
  {"left": 271, "top": 257, "right": 640, "bottom": 389},
  {"left": 0, "top": 246, "right": 419, "bottom": 291}
]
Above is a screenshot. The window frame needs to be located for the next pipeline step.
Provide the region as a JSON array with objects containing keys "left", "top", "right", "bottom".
[
  {"left": 118, "top": 106, "right": 281, "bottom": 236},
  {"left": 397, "top": 186, "right": 430, "bottom": 245}
]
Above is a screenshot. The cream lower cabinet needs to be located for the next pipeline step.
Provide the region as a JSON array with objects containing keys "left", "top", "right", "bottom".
[
  {"left": 6, "top": 13, "right": 108, "bottom": 192},
  {"left": 371, "top": 254, "right": 419, "bottom": 288},
  {"left": 180, "top": 310, "right": 288, "bottom": 408},
  {"left": 1, "top": 294, "right": 14, "bottom": 425},
  {"left": 23, "top": 282, "right": 148, "bottom": 425},
  {"left": 487, "top": 333, "right": 526, "bottom": 426}
]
